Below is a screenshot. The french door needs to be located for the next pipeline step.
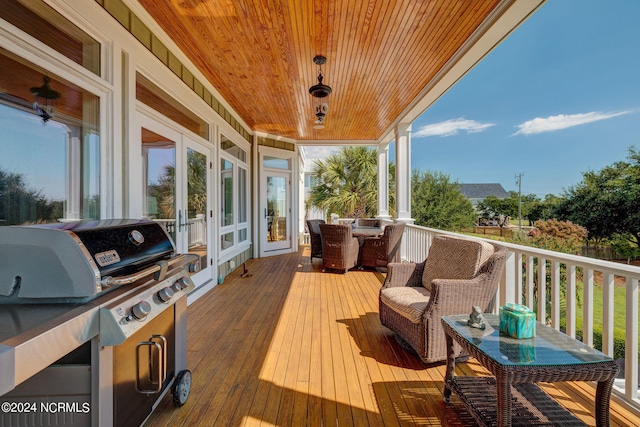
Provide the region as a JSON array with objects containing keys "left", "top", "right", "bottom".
[
  {"left": 261, "top": 171, "right": 291, "bottom": 253},
  {"left": 139, "top": 114, "right": 212, "bottom": 285}
]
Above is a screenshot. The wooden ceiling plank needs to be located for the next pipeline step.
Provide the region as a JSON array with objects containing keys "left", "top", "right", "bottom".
[
  {"left": 136, "top": 0, "right": 502, "bottom": 141},
  {"left": 346, "top": 0, "right": 420, "bottom": 136},
  {"left": 403, "top": 1, "right": 498, "bottom": 111}
]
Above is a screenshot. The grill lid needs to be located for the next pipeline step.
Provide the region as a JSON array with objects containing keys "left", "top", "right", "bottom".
[{"left": 0, "top": 219, "right": 176, "bottom": 300}]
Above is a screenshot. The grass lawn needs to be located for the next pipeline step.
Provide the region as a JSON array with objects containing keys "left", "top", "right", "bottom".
[{"left": 566, "top": 281, "right": 638, "bottom": 359}]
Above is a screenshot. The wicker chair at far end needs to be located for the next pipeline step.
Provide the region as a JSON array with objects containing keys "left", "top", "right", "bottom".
[
  {"left": 356, "top": 218, "right": 381, "bottom": 228},
  {"left": 319, "top": 223, "right": 360, "bottom": 273},
  {"left": 379, "top": 235, "right": 507, "bottom": 364},
  {"left": 360, "top": 222, "right": 406, "bottom": 269},
  {"left": 306, "top": 219, "right": 325, "bottom": 261}
]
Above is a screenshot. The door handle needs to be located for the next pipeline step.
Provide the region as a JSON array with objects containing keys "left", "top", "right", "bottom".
[
  {"left": 178, "top": 210, "right": 189, "bottom": 231},
  {"left": 136, "top": 340, "right": 163, "bottom": 394},
  {"left": 150, "top": 335, "right": 167, "bottom": 386}
]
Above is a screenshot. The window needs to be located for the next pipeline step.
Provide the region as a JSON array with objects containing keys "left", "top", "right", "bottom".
[
  {"left": 0, "top": 1, "right": 100, "bottom": 75},
  {"left": 219, "top": 134, "right": 250, "bottom": 253},
  {"left": 238, "top": 167, "right": 247, "bottom": 224},
  {"left": 137, "top": 73, "right": 208, "bottom": 139},
  {"left": 221, "top": 158, "right": 233, "bottom": 227},
  {"left": 0, "top": 49, "right": 100, "bottom": 225},
  {"left": 263, "top": 156, "right": 289, "bottom": 169}
]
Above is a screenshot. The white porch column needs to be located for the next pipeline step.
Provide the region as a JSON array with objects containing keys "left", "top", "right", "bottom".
[
  {"left": 395, "top": 123, "right": 414, "bottom": 224},
  {"left": 376, "top": 142, "right": 391, "bottom": 220}
]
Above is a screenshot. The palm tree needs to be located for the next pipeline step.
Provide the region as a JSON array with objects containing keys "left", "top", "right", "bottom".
[
  {"left": 153, "top": 149, "right": 207, "bottom": 219},
  {"left": 186, "top": 149, "right": 207, "bottom": 215},
  {"left": 308, "top": 146, "right": 395, "bottom": 218}
]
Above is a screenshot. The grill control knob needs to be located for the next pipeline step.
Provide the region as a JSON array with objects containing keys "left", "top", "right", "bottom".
[
  {"left": 157, "top": 286, "right": 174, "bottom": 303},
  {"left": 131, "top": 300, "right": 151, "bottom": 320},
  {"left": 172, "top": 277, "right": 188, "bottom": 292}
]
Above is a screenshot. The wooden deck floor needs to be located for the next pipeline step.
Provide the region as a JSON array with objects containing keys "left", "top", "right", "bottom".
[{"left": 144, "top": 248, "right": 640, "bottom": 426}]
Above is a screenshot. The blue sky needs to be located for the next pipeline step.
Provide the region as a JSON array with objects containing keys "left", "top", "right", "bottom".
[
  {"left": 410, "top": 0, "right": 640, "bottom": 198},
  {"left": 0, "top": 105, "right": 67, "bottom": 199},
  {"left": 306, "top": 0, "right": 640, "bottom": 198}
]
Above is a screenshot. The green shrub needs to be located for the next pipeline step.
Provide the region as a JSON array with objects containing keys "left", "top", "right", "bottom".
[{"left": 573, "top": 327, "right": 628, "bottom": 361}]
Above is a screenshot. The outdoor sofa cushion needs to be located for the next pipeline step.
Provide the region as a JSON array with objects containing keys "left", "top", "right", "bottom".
[
  {"left": 379, "top": 286, "right": 430, "bottom": 324},
  {"left": 421, "top": 235, "right": 494, "bottom": 292}
]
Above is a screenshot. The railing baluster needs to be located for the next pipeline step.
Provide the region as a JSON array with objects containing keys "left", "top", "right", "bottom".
[
  {"left": 626, "top": 277, "right": 638, "bottom": 400},
  {"left": 526, "top": 255, "right": 535, "bottom": 309},
  {"left": 537, "top": 257, "right": 546, "bottom": 323},
  {"left": 551, "top": 260, "right": 560, "bottom": 330},
  {"left": 566, "top": 264, "right": 577, "bottom": 339},
  {"left": 583, "top": 268, "right": 594, "bottom": 347},
  {"left": 602, "top": 272, "right": 614, "bottom": 356},
  {"left": 501, "top": 251, "right": 517, "bottom": 306},
  {"left": 515, "top": 251, "right": 523, "bottom": 305}
]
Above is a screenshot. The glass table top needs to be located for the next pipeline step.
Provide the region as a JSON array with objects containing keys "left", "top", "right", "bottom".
[{"left": 442, "top": 314, "right": 614, "bottom": 366}]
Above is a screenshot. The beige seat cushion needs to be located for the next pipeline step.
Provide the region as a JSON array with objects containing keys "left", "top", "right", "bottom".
[
  {"left": 422, "top": 236, "right": 494, "bottom": 292},
  {"left": 380, "top": 286, "right": 431, "bottom": 324}
]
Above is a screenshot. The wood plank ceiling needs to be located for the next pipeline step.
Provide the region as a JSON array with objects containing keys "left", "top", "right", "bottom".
[{"left": 137, "top": 0, "right": 502, "bottom": 142}]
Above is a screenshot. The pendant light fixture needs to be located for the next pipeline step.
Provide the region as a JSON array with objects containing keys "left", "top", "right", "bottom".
[
  {"left": 309, "top": 55, "right": 331, "bottom": 129},
  {"left": 314, "top": 102, "right": 328, "bottom": 129},
  {"left": 30, "top": 76, "right": 61, "bottom": 125},
  {"left": 308, "top": 55, "right": 332, "bottom": 98}
]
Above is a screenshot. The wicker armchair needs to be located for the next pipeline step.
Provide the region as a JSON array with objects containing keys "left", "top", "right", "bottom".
[
  {"left": 319, "top": 224, "right": 360, "bottom": 273},
  {"left": 360, "top": 222, "right": 406, "bottom": 268},
  {"left": 306, "top": 219, "right": 325, "bottom": 260},
  {"left": 379, "top": 235, "right": 507, "bottom": 363}
]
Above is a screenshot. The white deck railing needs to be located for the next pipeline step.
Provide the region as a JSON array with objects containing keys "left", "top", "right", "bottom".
[
  {"left": 153, "top": 215, "right": 207, "bottom": 247},
  {"left": 403, "top": 223, "right": 640, "bottom": 411}
]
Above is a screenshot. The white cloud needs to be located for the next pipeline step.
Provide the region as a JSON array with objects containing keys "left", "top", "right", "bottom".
[
  {"left": 302, "top": 146, "right": 339, "bottom": 160},
  {"left": 301, "top": 146, "right": 340, "bottom": 172},
  {"left": 513, "top": 110, "right": 632, "bottom": 136},
  {"left": 414, "top": 118, "right": 495, "bottom": 138}
]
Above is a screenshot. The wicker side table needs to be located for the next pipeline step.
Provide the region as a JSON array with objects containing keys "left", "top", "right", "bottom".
[{"left": 441, "top": 314, "right": 619, "bottom": 427}]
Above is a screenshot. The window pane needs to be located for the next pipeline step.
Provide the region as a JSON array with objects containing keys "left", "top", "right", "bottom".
[
  {"left": 137, "top": 73, "right": 208, "bottom": 139},
  {"left": 263, "top": 156, "right": 289, "bottom": 170},
  {"left": 0, "top": 2, "right": 100, "bottom": 75},
  {"left": 238, "top": 228, "right": 247, "bottom": 243},
  {"left": 267, "top": 176, "right": 287, "bottom": 242},
  {"left": 142, "top": 131, "right": 176, "bottom": 239},
  {"left": 221, "top": 231, "right": 234, "bottom": 250},
  {"left": 221, "top": 134, "right": 246, "bottom": 162},
  {"left": 238, "top": 167, "right": 247, "bottom": 223},
  {"left": 221, "top": 158, "right": 233, "bottom": 226},
  {"left": 0, "top": 51, "right": 100, "bottom": 225}
]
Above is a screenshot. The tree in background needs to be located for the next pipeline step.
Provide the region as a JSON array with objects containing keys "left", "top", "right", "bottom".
[
  {"left": 0, "top": 168, "right": 62, "bottom": 225},
  {"left": 529, "top": 219, "right": 588, "bottom": 254},
  {"left": 411, "top": 170, "right": 476, "bottom": 230},
  {"left": 477, "top": 193, "right": 518, "bottom": 219},
  {"left": 611, "top": 234, "right": 639, "bottom": 264},
  {"left": 477, "top": 191, "right": 564, "bottom": 225},
  {"left": 555, "top": 146, "right": 640, "bottom": 250},
  {"left": 150, "top": 150, "right": 207, "bottom": 220},
  {"left": 528, "top": 194, "right": 563, "bottom": 223},
  {"left": 308, "top": 146, "right": 395, "bottom": 218}
]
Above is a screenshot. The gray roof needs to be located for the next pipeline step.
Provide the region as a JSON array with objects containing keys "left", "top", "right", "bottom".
[{"left": 459, "top": 183, "right": 510, "bottom": 200}]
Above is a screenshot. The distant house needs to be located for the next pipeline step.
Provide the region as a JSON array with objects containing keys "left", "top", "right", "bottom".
[{"left": 459, "top": 183, "right": 510, "bottom": 206}]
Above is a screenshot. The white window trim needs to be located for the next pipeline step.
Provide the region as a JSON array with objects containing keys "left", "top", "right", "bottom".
[
  {"left": 258, "top": 145, "right": 300, "bottom": 257},
  {"left": 218, "top": 135, "right": 251, "bottom": 262}
]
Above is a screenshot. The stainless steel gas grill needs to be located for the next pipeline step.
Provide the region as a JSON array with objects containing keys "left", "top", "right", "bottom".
[{"left": 0, "top": 219, "right": 199, "bottom": 426}]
